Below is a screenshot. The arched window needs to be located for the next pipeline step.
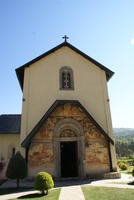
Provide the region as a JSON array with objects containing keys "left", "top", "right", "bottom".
[{"left": 60, "top": 67, "right": 74, "bottom": 90}]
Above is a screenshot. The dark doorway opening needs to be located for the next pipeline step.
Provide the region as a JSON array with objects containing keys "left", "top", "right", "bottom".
[{"left": 60, "top": 141, "right": 78, "bottom": 177}]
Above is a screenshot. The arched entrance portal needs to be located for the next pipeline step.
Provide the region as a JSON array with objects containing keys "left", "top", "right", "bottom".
[{"left": 54, "top": 118, "right": 85, "bottom": 178}]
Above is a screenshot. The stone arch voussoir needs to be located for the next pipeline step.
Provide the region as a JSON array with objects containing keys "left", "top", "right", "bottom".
[{"left": 54, "top": 118, "right": 83, "bottom": 138}]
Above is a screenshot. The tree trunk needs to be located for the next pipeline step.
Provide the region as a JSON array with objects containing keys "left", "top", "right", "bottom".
[
  {"left": 16, "top": 179, "right": 19, "bottom": 188},
  {"left": 44, "top": 190, "right": 48, "bottom": 195},
  {"left": 42, "top": 190, "right": 48, "bottom": 195}
]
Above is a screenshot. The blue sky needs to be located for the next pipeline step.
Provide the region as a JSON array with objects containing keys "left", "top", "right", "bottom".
[{"left": 0, "top": 0, "right": 134, "bottom": 128}]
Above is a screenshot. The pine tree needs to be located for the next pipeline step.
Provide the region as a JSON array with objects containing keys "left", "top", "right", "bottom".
[{"left": 6, "top": 151, "right": 28, "bottom": 188}]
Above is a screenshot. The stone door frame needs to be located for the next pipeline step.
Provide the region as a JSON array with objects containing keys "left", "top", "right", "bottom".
[{"left": 53, "top": 118, "right": 85, "bottom": 178}]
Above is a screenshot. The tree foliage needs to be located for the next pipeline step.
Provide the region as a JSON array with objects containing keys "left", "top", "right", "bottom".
[
  {"left": 115, "top": 135, "right": 134, "bottom": 158},
  {"left": 132, "top": 168, "right": 134, "bottom": 177},
  {"left": 6, "top": 151, "right": 27, "bottom": 188}
]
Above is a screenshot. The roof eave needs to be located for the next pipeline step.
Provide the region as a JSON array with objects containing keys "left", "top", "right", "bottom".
[{"left": 0, "top": 131, "right": 20, "bottom": 134}]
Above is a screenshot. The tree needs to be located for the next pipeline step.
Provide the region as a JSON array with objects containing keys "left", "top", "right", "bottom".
[{"left": 6, "top": 151, "right": 27, "bottom": 188}]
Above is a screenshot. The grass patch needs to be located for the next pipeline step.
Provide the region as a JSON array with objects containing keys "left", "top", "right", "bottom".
[
  {"left": 82, "top": 186, "right": 134, "bottom": 200},
  {"left": 14, "top": 188, "right": 61, "bottom": 200}
]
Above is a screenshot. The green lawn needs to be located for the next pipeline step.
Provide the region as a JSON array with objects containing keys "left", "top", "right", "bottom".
[{"left": 82, "top": 186, "right": 134, "bottom": 200}]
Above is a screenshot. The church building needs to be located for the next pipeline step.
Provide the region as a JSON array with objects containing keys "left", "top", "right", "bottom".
[{"left": 0, "top": 38, "right": 117, "bottom": 179}]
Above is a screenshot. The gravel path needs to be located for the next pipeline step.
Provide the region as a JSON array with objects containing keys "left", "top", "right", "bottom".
[{"left": 89, "top": 173, "right": 134, "bottom": 189}]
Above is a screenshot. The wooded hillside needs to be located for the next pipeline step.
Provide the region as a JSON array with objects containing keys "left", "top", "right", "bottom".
[{"left": 114, "top": 128, "right": 134, "bottom": 158}]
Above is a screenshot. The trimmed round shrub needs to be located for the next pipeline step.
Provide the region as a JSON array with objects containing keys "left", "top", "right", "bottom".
[
  {"left": 132, "top": 168, "right": 134, "bottom": 177},
  {"left": 119, "top": 163, "right": 127, "bottom": 170},
  {"left": 34, "top": 172, "right": 54, "bottom": 195}
]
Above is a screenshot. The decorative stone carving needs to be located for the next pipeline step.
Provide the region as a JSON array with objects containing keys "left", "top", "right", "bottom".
[{"left": 60, "top": 129, "right": 76, "bottom": 137}]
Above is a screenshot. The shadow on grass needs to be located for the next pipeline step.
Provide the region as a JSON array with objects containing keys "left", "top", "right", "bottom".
[
  {"left": 128, "top": 181, "right": 134, "bottom": 185},
  {"left": 0, "top": 187, "right": 33, "bottom": 195},
  {"left": 0, "top": 179, "right": 7, "bottom": 186},
  {"left": 18, "top": 193, "right": 44, "bottom": 199}
]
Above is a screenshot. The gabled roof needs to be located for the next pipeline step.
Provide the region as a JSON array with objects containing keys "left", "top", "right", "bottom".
[
  {"left": 0, "top": 114, "right": 21, "bottom": 134},
  {"left": 21, "top": 100, "right": 114, "bottom": 148},
  {"left": 16, "top": 41, "right": 114, "bottom": 90}
]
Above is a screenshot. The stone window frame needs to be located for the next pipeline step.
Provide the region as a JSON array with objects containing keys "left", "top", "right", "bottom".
[{"left": 59, "top": 66, "right": 74, "bottom": 90}]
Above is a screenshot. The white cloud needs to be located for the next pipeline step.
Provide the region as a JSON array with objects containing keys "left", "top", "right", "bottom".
[{"left": 130, "top": 38, "right": 134, "bottom": 45}]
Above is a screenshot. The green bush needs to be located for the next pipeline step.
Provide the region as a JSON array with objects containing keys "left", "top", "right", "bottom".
[
  {"left": 131, "top": 159, "right": 134, "bottom": 166},
  {"left": 119, "top": 162, "right": 128, "bottom": 170},
  {"left": 6, "top": 151, "right": 27, "bottom": 188},
  {"left": 132, "top": 168, "right": 134, "bottom": 177},
  {"left": 34, "top": 172, "right": 54, "bottom": 195},
  {"left": 117, "top": 160, "right": 122, "bottom": 166}
]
